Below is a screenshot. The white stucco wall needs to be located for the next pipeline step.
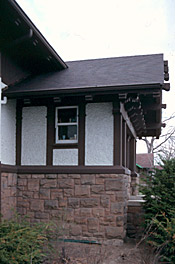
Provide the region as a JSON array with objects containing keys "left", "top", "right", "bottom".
[
  {"left": 21, "top": 106, "right": 47, "bottom": 165},
  {"left": 53, "top": 149, "right": 78, "bottom": 165},
  {"left": 85, "top": 102, "right": 114, "bottom": 165},
  {"left": 1, "top": 99, "right": 16, "bottom": 165}
]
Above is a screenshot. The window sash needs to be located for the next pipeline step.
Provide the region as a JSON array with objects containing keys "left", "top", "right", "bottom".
[{"left": 55, "top": 106, "right": 78, "bottom": 144}]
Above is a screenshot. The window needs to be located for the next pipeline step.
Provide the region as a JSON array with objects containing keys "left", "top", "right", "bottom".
[{"left": 55, "top": 106, "right": 78, "bottom": 144}]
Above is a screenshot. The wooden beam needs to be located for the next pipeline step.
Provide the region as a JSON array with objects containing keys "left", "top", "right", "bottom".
[
  {"left": 78, "top": 102, "right": 86, "bottom": 166},
  {"left": 122, "top": 120, "right": 127, "bottom": 167},
  {"left": 46, "top": 99, "right": 54, "bottom": 165},
  {"left": 16, "top": 100, "right": 22, "bottom": 165},
  {"left": 120, "top": 103, "right": 137, "bottom": 139},
  {"left": 113, "top": 101, "right": 122, "bottom": 166}
]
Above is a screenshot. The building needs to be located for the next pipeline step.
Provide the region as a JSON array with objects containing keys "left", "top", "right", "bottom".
[{"left": 0, "top": 0, "right": 170, "bottom": 244}]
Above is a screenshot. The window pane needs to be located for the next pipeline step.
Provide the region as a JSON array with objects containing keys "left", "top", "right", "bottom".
[
  {"left": 58, "top": 108, "right": 77, "bottom": 123},
  {"left": 58, "top": 125, "right": 77, "bottom": 140}
]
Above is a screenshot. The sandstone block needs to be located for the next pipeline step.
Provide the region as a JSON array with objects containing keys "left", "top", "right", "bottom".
[
  {"left": 33, "top": 193, "right": 39, "bottom": 199},
  {"left": 68, "top": 198, "right": 79, "bottom": 208},
  {"left": 18, "top": 174, "right": 31, "bottom": 179},
  {"left": 30, "top": 200, "right": 44, "bottom": 211},
  {"left": 39, "top": 189, "right": 50, "bottom": 199},
  {"left": 8, "top": 173, "right": 17, "bottom": 186},
  {"left": 95, "top": 177, "right": 104, "bottom": 184},
  {"left": 74, "top": 217, "right": 87, "bottom": 224},
  {"left": 74, "top": 179, "right": 80, "bottom": 184},
  {"left": 18, "top": 179, "right": 27, "bottom": 186},
  {"left": 28, "top": 179, "right": 40, "bottom": 191},
  {"left": 32, "top": 174, "right": 45, "bottom": 179},
  {"left": 35, "top": 212, "right": 49, "bottom": 219},
  {"left": 80, "top": 208, "right": 92, "bottom": 217},
  {"left": 46, "top": 174, "right": 57, "bottom": 179},
  {"left": 64, "top": 189, "right": 74, "bottom": 196},
  {"left": 58, "top": 198, "right": 67, "bottom": 207},
  {"left": 87, "top": 218, "right": 99, "bottom": 232},
  {"left": 100, "top": 195, "right": 110, "bottom": 208},
  {"left": 51, "top": 189, "right": 63, "bottom": 199},
  {"left": 68, "top": 174, "right": 80, "bottom": 179},
  {"left": 105, "top": 226, "right": 124, "bottom": 239},
  {"left": 23, "top": 191, "right": 34, "bottom": 198},
  {"left": 18, "top": 200, "right": 29, "bottom": 208},
  {"left": 70, "top": 225, "right": 82, "bottom": 236},
  {"left": 111, "top": 202, "right": 124, "bottom": 214},
  {"left": 81, "top": 175, "right": 95, "bottom": 185},
  {"left": 91, "top": 185, "right": 104, "bottom": 194},
  {"left": 59, "top": 179, "right": 74, "bottom": 189},
  {"left": 105, "top": 179, "right": 123, "bottom": 191},
  {"left": 80, "top": 198, "right": 99, "bottom": 208},
  {"left": 44, "top": 200, "right": 58, "bottom": 209},
  {"left": 40, "top": 179, "right": 57, "bottom": 188},
  {"left": 75, "top": 185, "right": 90, "bottom": 197},
  {"left": 92, "top": 208, "right": 104, "bottom": 217}
]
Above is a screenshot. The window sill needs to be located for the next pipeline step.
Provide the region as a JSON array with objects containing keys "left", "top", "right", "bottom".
[{"left": 52, "top": 143, "right": 78, "bottom": 149}]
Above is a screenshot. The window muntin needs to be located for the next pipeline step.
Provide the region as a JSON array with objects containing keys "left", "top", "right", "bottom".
[{"left": 55, "top": 106, "right": 78, "bottom": 143}]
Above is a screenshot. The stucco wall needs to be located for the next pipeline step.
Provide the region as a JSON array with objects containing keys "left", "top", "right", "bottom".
[
  {"left": 1, "top": 99, "right": 16, "bottom": 165},
  {"left": 53, "top": 149, "right": 78, "bottom": 165},
  {"left": 85, "top": 103, "right": 113, "bottom": 165},
  {"left": 21, "top": 106, "right": 47, "bottom": 165}
]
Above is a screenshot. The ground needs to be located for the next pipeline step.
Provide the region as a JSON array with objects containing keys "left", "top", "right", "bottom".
[{"left": 44, "top": 239, "right": 156, "bottom": 264}]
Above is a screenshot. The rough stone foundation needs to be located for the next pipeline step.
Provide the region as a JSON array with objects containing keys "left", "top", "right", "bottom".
[
  {"left": 1, "top": 172, "right": 17, "bottom": 219},
  {"left": 127, "top": 198, "right": 144, "bottom": 238},
  {"left": 16, "top": 173, "right": 131, "bottom": 244}
]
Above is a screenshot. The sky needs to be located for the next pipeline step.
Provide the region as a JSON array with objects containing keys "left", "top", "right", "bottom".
[{"left": 16, "top": 0, "right": 175, "bottom": 153}]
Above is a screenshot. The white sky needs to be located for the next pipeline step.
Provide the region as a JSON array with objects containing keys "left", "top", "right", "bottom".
[{"left": 16, "top": 0, "right": 175, "bottom": 153}]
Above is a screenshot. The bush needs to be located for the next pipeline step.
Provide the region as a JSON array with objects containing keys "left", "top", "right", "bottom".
[
  {"left": 140, "top": 158, "right": 175, "bottom": 262},
  {"left": 0, "top": 214, "right": 52, "bottom": 264}
]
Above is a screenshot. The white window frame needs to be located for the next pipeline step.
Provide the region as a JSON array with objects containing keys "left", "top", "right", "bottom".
[{"left": 55, "top": 106, "right": 78, "bottom": 144}]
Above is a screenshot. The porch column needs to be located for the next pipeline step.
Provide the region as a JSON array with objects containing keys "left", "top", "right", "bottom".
[
  {"left": 113, "top": 101, "right": 122, "bottom": 166},
  {"left": 122, "top": 120, "right": 127, "bottom": 167},
  {"left": 129, "top": 137, "right": 136, "bottom": 172}
]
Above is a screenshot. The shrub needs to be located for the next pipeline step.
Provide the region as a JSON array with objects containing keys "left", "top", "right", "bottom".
[
  {"left": 0, "top": 214, "right": 52, "bottom": 264},
  {"left": 140, "top": 158, "right": 175, "bottom": 262}
]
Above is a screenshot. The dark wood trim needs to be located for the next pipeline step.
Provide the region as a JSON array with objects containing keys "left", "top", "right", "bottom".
[
  {"left": 129, "top": 137, "right": 136, "bottom": 172},
  {"left": 4, "top": 83, "right": 162, "bottom": 99},
  {"left": 113, "top": 101, "right": 122, "bottom": 166},
  {"left": 46, "top": 100, "right": 54, "bottom": 165},
  {"left": 16, "top": 100, "right": 22, "bottom": 165},
  {"left": 1, "top": 164, "right": 18, "bottom": 173},
  {"left": 53, "top": 144, "right": 78, "bottom": 149},
  {"left": 122, "top": 120, "right": 127, "bottom": 167},
  {"left": 1, "top": 164, "right": 130, "bottom": 175},
  {"left": 120, "top": 103, "right": 137, "bottom": 139},
  {"left": 78, "top": 103, "right": 86, "bottom": 166}
]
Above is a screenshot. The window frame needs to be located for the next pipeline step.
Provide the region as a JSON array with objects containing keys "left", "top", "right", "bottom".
[{"left": 55, "top": 106, "right": 79, "bottom": 144}]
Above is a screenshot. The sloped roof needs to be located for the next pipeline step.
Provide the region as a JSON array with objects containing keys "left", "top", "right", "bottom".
[
  {"left": 4, "top": 54, "right": 164, "bottom": 96},
  {"left": 0, "top": 0, "right": 67, "bottom": 85},
  {"left": 136, "top": 153, "right": 154, "bottom": 168}
]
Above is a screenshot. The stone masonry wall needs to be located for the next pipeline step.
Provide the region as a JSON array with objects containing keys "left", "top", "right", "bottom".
[
  {"left": 1, "top": 172, "right": 17, "bottom": 219},
  {"left": 17, "top": 173, "right": 131, "bottom": 244}
]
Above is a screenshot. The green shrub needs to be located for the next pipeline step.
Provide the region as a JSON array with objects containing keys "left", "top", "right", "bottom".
[
  {"left": 0, "top": 215, "right": 52, "bottom": 264},
  {"left": 140, "top": 158, "right": 175, "bottom": 262}
]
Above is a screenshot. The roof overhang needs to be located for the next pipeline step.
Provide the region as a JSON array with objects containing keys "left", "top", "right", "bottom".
[{"left": 0, "top": 0, "right": 67, "bottom": 85}]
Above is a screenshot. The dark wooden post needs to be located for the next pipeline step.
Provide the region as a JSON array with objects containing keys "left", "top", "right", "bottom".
[
  {"left": 129, "top": 137, "right": 136, "bottom": 172},
  {"left": 16, "top": 99, "right": 22, "bottom": 166},
  {"left": 122, "top": 120, "right": 127, "bottom": 167},
  {"left": 46, "top": 99, "right": 54, "bottom": 165},
  {"left": 78, "top": 102, "right": 86, "bottom": 166},
  {"left": 113, "top": 101, "right": 122, "bottom": 166}
]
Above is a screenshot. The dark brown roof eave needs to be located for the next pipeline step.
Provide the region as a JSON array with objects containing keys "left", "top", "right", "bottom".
[
  {"left": 7, "top": 0, "right": 68, "bottom": 70},
  {"left": 3, "top": 83, "right": 163, "bottom": 99}
]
